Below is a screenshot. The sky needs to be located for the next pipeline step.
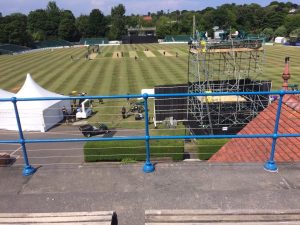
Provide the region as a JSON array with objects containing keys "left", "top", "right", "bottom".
[{"left": 0, "top": 0, "right": 297, "bottom": 16}]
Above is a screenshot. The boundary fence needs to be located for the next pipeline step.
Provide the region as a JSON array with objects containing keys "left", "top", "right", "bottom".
[{"left": 1, "top": 90, "right": 300, "bottom": 176}]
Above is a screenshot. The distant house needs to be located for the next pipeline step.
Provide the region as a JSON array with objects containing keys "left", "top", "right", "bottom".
[
  {"left": 275, "top": 37, "right": 287, "bottom": 44},
  {"left": 289, "top": 8, "right": 296, "bottom": 14},
  {"left": 143, "top": 16, "right": 152, "bottom": 21}
]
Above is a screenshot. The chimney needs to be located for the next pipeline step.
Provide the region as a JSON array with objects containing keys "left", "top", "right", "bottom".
[{"left": 282, "top": 57, "right": 290, "bottom": 90}]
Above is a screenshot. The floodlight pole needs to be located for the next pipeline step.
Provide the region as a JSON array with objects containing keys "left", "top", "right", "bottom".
[
  {"left": 142, "top": 93, "right": 155, "bottom": 173},
  {"left": 11, "top": 97, "right": 36, "bottom": 176}
]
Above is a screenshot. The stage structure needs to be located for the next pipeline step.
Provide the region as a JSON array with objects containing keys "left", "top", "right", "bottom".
[{"left": 187, "top": 39, "right": 271, "bottom": 135}]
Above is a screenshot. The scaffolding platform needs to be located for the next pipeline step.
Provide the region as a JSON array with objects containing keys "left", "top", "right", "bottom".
[
  {"left": 197, "top": 95, "right": 247, "bottom": 103},
  {"left": 187, "top": 39, "right": 271, "bottom": 135},
  {"left": 190, "top": 47, "right": 264, "bottom": 54}
]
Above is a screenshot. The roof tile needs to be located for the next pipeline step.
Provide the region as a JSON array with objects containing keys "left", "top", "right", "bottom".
[{"left": 209, "top": 96, "right": 300, "bottom": 162}]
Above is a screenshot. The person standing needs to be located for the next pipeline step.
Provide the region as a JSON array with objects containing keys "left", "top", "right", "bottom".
[{"left": 121, "top": 106, "right": 126, "bottom": 119}]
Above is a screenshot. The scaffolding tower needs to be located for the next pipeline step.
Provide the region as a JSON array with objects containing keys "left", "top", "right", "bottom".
[{"left": 187, "top": 39, "right": 271, "bottom": 135}]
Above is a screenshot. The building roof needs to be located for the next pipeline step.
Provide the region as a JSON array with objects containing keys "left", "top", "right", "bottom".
[
  {"left": 209, "top": 94, "right": 300, "bottom": 162},
  {"left": 143, "top": 16, "right": 152, "bottom": 21}
]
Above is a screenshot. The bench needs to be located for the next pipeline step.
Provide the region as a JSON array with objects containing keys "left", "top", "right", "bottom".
[
  {"left": 145, "top": 210, "right": 300, "bottom": 224},
  {"left": 0, "top": 211, "right": 117, "bottom": 225}
]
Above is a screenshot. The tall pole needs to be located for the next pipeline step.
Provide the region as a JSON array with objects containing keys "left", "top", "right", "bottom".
[{"left": 193, "top": 15, "right": 196, "bottom": 39}]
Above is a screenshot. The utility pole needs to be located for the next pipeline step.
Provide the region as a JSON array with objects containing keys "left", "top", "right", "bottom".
[{"left": 193, "top": 15, "right": 196, "bottom": 39}]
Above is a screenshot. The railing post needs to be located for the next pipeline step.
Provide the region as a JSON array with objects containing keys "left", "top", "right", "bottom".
[
  {"left": 142, "top": 93, "right": 155, "bottom": 173},
  {"left": 264, "top": 91, "right": 284, "bottom": 172},
  {"left": 11, "top": 97, "right": 36, "bottom": 176}
]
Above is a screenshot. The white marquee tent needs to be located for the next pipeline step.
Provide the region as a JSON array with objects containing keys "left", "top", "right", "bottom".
[
  {"left": 0, "top": 89, "right": 14, "bottom": 98},
  {"left": 274, "top": 37, "right": 287, "bottom": 44},
  {"left": 0, "top": 74, "right": 71, "bottom": 132}
]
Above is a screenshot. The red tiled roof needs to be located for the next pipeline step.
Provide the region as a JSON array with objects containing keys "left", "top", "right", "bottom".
[
  {"left": 143, "top": 16, "right": 152, "bottom": 21},
  {"left": 209, "top": 95, "right": 300, "bottom": 162}
]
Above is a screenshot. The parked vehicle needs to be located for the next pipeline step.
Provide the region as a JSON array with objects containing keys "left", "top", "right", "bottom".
[
  {"left": 79, "top": 123, "right": 109, "bottom": 137},
  {"left": 76, "top": 99, "right": 93, "bottom": 119}
]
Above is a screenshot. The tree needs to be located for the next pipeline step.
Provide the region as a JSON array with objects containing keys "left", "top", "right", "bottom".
[
  {"left": 178, "top": 12, "right": 193, "bottom": 34},
  {"left": 31, "top": 31, "right": 46, "bottom": 41},
  {"left": 58, "top": 10, "right": 77, "bottom": 41},
  {"left": 46, "top": 1, "right": 61, "bottom": 38},
  {"left": 263, "top": 2, "right": 291, "bottom": 30},
  {"left": 1, "top": 13, "right": 32, "bottom": 45},
  {"left": 274, "top": 26, "right": 287, "bottom": 37},
  {"left": 88, "top": 9, "right": 106, "bottom": 37},
  {"left": 236, "top": 4, "right": 265, "bottom": 33},
  {"left": 27, "top": 9, "right": 48, "bottom": 41},
  {"left": 202, "top": 8, "right": 216, "bottom": 33},
  {"left": 126, "top": 14, "right": 139, "bottom": 28},
  {"left": 213, "top": 4, "right": 237, "bottom": 29},
  {"left": 261, "top": 28, "right": 274, "bottom": 41},
  {"left": 285, "top": 14, "right": 300, "bottom": 33},
  {"left": 109, "top": 4, "right": 126, "bottom": 40},
  {"left": 0, "top": 23, "right": 8, "bottom": 43},
  {"left": 156, "top": 16, "right": 172, "bottom": 38},
  {"left": 76, "top": 15, "right": 89, "bottom": 38},
  {"left": 290, "top": 28, "right": 300, "bottom": 38}
]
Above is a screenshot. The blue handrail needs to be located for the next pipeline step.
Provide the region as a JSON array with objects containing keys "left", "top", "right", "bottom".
[{"left": 0, "top": 90, "right": 299, "bottom": 176}]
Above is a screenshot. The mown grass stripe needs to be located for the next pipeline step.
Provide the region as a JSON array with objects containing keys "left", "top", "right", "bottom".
[
  {"left": 0, "top": 45, "right": 299, "bottom": 94},
  {"left": 108, "top": 59, "right": 120, "bottom": 95},
  {"left": 138, "top": 59, "right": 156, "bottom": 87},
  {"left": 126, "top": 58, "right": 138, "bottom": 94},
  {"left": 54, "top": 59, "right": 92, "bottom": 94},
  {"left": 88, "top": 59, "right": 110, "bottom": 94},
  {"left": 94, "top": 58, "right": 115, "bottom": 95},
  {"left": 0, "top": 48, "right": 83, "bottom": 90}
]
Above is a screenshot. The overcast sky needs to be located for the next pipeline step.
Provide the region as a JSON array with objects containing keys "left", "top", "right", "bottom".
[{"left": 0, "top": 0, "right": 296, "bottom": 16}]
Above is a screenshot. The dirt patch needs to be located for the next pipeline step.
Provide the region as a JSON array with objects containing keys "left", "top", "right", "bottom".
[
  {"left": 129, "top": 51, "right": 138, "bottom": 58},
  {"left": 89, "top": 53, "right": 98, "bottom": 60},
  {"left": 112, "top": 52, "right": 123, "bottom": 58},
  {"left": 158, "top": 50, "right": 173, "bottom": 57},
  {"left": 144, "top": 51, "right": 156, "bottom": 57}
]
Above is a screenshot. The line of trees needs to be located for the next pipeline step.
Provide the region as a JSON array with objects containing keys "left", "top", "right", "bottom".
[{"left": 0, "top": 1, "right": 299, "bottom": 47}]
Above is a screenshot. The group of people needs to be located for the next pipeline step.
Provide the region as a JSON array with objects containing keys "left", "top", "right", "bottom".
[{"left": 62, "top": 106, "right": 76, "bottom": 124}]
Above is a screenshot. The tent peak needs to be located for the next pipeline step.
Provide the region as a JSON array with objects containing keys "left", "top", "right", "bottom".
[{"left": 16, "top": 73, "right": 64, "bottom": 98}]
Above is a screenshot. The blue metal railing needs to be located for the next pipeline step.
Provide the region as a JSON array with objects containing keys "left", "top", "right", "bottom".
[{"left": 1, "top": 90, "right": 300, "bottom": 176}]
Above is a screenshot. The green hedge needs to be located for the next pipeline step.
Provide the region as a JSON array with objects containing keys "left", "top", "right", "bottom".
[
  {"left": 197, "top": 139, "right": 229, "bottom": 160},
  {"left": 84, "top": 139, "right": 184, "bottom": 162}
]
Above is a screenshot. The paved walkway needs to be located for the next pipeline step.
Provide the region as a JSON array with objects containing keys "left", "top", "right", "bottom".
[{"left": 1, "top": 162, "right": 300, "bottom": 225}]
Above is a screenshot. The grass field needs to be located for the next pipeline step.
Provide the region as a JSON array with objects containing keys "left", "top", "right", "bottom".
[
  {"left": 1, "top": 44, "right": 300, "bottom": 161},
  {"left": 1, "top": 44, "right": 298, "bottom": 129},
  {"left": 1, "top": 44, "right": 300, "bottom": 94}
]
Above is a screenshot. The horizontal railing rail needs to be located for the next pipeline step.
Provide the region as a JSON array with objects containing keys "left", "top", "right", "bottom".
[
  {"left": 0, "top": 90, "right": 299, "bottom": 102},
  {"left": 1, "top": 90, "right": 299, "bottom": 176}
]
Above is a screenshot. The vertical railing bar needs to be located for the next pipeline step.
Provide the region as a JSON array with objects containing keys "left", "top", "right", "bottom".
[
  {"left": 264, "top": 91, "right": 284, "bottom": 172},
  {"left": 142, "top": 94, "right": 155, "bottom": 173},
  {"left": 11, "top": 97, "right": 36, "bottom": 176}
]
